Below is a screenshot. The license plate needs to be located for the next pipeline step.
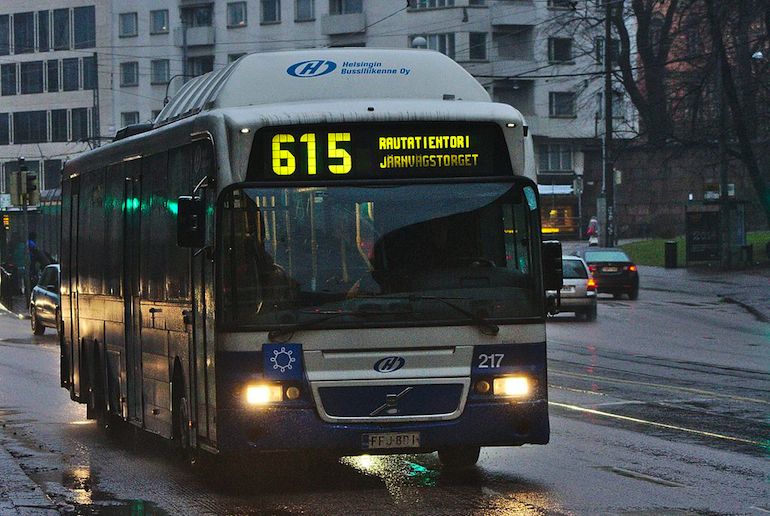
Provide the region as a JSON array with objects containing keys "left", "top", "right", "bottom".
[
  {"left": 561, "top": 285, "right": 575, "bottom": 293},
  {"left": 602, "top": 266, "right": 618, "bottom": 272},
  {"left": 362, "top": 432, "right": 420, "bottom": 450}
]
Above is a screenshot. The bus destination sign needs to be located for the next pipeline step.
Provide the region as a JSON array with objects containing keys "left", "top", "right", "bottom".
[{"left": 247, "top": 122, "right": 512, "bottom": 181}]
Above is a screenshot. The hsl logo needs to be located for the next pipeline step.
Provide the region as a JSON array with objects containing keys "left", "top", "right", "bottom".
[
  {"left": 373, "top": 356, "right": 405, "bottom": 373},
  {"left": 287, "top": 60, "right": 337, "bottom": 78}
]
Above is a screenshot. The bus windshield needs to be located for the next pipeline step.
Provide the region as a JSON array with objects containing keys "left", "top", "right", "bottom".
[{"left": 219, "top": 181, "right": 541, "bottom": 329}]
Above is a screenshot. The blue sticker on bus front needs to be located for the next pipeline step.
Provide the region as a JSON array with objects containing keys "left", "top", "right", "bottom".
[
  {"left": 287, "top": 60, "right": 337, "bottom": 78},
  {"left": 263, "top": 343, "right": 303, "bottom": 380}
]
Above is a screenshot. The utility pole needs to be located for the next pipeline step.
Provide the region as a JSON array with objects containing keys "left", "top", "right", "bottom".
[
  {"left": 181, "top": 22, "right": 188, "bottom": 83},
  {"left": 92, "top": 51, "right": 101, "bottom": 148},
  {"left": 603, "top": 0, "right": 615, "bottom": 247},
  {"left": 715, "top": 14, "right": 731, "bottom": 269},
  {"left": 19, "top": 157, "right": 31, "bottom": 307}
]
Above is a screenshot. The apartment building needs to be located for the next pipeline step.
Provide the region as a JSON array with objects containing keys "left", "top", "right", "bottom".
[{"left": 1, "top": 0, "right": 634, "bottom": 260}]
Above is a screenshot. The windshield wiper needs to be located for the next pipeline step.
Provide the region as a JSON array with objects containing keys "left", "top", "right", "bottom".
[
  {"left": 267, "top": 307, "right": 414, "bottom": 342},
  {"left": 358, "top": 294, "right": 500, "bottom": 336}
]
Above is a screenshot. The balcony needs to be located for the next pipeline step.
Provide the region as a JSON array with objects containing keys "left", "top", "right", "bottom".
[
  {"left": 174, "top": 26, "right": 216, "bottom": 47},
  {"left": 321, "top": 12, "right": 366, "bottom": 35},
  {"left": 490, "top": 2, "right": 540, "bottom": 26}
]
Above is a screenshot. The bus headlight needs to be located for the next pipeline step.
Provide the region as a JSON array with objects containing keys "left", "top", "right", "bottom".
[
  {"left": 493, "top": 376, "right": 530, "bottom": 397},
  {"left": 245, "top": 384, "right": 283, "bottom": 405}
]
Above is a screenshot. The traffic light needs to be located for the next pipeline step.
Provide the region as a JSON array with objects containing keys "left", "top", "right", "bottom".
[
  {"left": 2, "top": 214, "right": 9, "bottom": 230},
  {"left": 24, "top": 171, "right": 40, "bottom": 205}
]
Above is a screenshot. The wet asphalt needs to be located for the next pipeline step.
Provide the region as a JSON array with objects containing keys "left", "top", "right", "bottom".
[{"left": 0, "top": 286, "right": 767, "bottom": 515}]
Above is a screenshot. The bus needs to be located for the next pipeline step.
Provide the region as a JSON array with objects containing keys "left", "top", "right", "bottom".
[{"left": 59, "top": 49, "right": 563, "bottom": 468}]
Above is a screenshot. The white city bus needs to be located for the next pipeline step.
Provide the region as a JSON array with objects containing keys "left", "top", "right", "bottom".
[{"left": 60, "top": 49, "right": 562, "bottom": 468}]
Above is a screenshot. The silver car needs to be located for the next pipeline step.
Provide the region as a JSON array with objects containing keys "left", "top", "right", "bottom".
[
  {"left": 30, "top": 264, "right": 60, "bottom": 335},
  {"left": 558, "top": 256, "right": 597, "bottom": 321}
]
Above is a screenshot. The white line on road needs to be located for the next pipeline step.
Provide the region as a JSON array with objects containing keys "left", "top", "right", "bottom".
[{"left": 549, "top": 401, "right": 766, "bottom": 446}]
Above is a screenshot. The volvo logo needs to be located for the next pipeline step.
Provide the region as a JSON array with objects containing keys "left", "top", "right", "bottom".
[
  {"left": 373, "top": 356, "right": 405, "bottom": 373},
  {"left": 370, "top": 387, "right": 413, "bottom": 416},
  {"left": 287, "top": 60, "right": 337, "bottom": 77}
]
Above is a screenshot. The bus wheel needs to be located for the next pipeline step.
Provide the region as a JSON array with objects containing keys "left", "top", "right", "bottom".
[
  {"left": 438, "top": 446, "right": 481, "bottom": 469},
  {"left": 173, "top": 394, "right": 194, "bottom": 464}
]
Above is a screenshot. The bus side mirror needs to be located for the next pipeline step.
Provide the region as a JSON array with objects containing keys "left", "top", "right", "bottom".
[
  {"left": 542, "top": 240, "right": 563, "bottom": 291},
  {"left": 177, "top": 195, "right": 205, "bottom": 248}
]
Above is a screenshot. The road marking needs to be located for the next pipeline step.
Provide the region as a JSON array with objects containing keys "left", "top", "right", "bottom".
[
  {"left": 604, "top": 466, "right": 686, "bottom": 487},
  {"left": 548, "top": 384, "right": 607, "bottom": 396},
  {"left": 750, "top": 507, "right": 770, "bottom": 514},
  {"left": 549, "top": 401, "right": 766, "bottom": 446},
  {"left": 550, "top": 369, "right": 770, "bottom": 405}
]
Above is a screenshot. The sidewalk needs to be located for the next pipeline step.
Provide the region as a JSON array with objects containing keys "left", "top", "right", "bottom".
[
  {"left": 0, "top": 443, "right": 57, "bottom": 514},
  {"left": 639, "top": 265, "right": 770, "bottom": 322}
]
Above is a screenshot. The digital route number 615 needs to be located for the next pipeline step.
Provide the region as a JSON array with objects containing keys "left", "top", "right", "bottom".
[{"left": 272, "top": 132, "right": 352, "bottom": 176}]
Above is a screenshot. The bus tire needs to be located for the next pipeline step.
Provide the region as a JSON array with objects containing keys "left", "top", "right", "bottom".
[
  {"left": 438, "top": 446, "right": 481, "bottom": 469},
  {"left": 172, "top": 375, "right": 194, "bottom": 465}
]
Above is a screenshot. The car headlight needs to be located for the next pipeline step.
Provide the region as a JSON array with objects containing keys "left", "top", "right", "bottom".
[
  {"left": 245, "top": 384, "right": 283, "bottom": 405},
  {"left": 493, "top": 376, "right": 530, "bottom": 397}
]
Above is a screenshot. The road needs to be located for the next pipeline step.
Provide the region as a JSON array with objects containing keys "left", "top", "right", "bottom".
[{"left": 0, "top": 286, "right": 767, "bottom": 515}]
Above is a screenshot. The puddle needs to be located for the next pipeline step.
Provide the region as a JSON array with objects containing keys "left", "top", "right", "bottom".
[{"left": 30, "top": 467, "right": 168, "bottom": 515}]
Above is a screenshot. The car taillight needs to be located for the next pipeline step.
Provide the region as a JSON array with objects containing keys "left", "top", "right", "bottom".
[
  {"left": 588, "top": 265, "right": 597, "bottom": 273},
  {"left": 625, "top": 265, "right": 637, "bottom": 272},
  {"left": 587, "top": 277, "right": 597, "bottom": 291}
]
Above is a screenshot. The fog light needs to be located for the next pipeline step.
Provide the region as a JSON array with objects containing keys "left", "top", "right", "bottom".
[
  {"left": 245, "top": 384, "right": 283, "bottom": 405},
  {"left": 285, "top": 386, "right": 301, "bottom": 400},
  {"left": 493, "top": 376, "right": 530, "bottom": 397},
  {"left": 475, "top": 380, "right": 491, "bottom": 394}
]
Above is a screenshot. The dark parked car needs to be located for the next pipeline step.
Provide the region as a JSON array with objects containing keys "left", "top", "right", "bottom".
[
  {"left": 575, "top": 248, "right": 639, "bottom": 300},
  {"left": 30, "top": 264, "right": 60, "bottom": 335}
]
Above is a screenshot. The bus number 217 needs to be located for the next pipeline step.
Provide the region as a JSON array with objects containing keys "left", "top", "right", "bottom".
[
  {"left": 477, "top": 353, "right": 504, "bottom": 369},
  {"left": 272, "top": 132, "right": 352, "bottom": 176}
]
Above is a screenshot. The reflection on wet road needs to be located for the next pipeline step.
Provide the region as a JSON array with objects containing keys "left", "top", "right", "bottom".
[{"left": 0, "top": 287, "right": 768, "bottom": 514}]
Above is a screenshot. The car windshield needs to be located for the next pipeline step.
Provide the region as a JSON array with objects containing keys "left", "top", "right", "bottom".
[
  {"left": 563, "top": 259, "right": 587, "bottom": 279},
  {"left": 584, "top": 250, "right": 631, "bottom": 262},
  {"left": 219, "top": 182, "right": 542, "bottom": 329}
]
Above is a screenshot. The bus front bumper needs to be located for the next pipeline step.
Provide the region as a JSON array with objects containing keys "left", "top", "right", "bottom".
[{"left": 214, "top": 399, "right": 549, "bottom": 456}]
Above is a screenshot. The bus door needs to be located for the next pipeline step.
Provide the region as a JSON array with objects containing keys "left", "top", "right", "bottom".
[
  {"left": 122, "top": 158, "right": 143, "bottom": 424},
  {"left": 189, "top": 141, "right": 216, "bottom": 445},
  {"left": 63, "top": 176, "right": 81, "bottom": 398}
]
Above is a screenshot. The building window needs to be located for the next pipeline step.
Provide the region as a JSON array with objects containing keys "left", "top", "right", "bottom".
[
  {"left": 594, "top": 36, "right": 619, "bottom": 65},
  {"left": 73, "top": 6, "right": 95, "bottom": 49},
  {"left": 228, "top": 2, "right": 248, "bottom": 27},
  {"left": 43, "top": 160, "right": 62, "bottom": 191},
  {"left": 228, "top": 53, "right": 247, "bottom": 63},
  {"left": 83, "top": 56, "right": 97, "bottom": 90},
  {"left": 14, "top": 12, "right": 35, "bottom": 54},
  {"left": 119, "top": 13, "right": 138, "bottom": 37},
  {"left": 469, "top": 32, "right": 487, "bottom": 60},
  {"left": 14, "top": 111, "right": 47, "bottom": 144},
  {"left": 549, "top": 91, "right": 576, "bottom": 117},
  {"left": 261, "top": 0, "right": 281, "bottom": 23},
  {"left": 330, "top": 0, "right": 362, "bottom": 15},
  {"left": 548, "top": 0, "right": 575, "bottom": 9},
  {"left": 295, "top": 0, "right": 314, "bottom": 21},
  {"left": 63, "top": 58, "right": 79, "bottom": 91},
  {"left": 1, "top": 63, "right": 16, "bottom": 96},
  {"left": 53, "top": 9, "right": 70, "bottom": 50},
  {"left": 187, "top": 55, "right": 214, "bottom": 76},
  {"left": 539, "top": 144, "right": 573, "bottom": 172},
  {"left": 0, "top": 113, "right": 9, "bottom": 145},
  {"left": 548, "top": 37, "right": 573, "bottom": 62},
  {"left": 20, "top": 61, "right": 44, "bottom": 94},
  {"left": 71, "top": 108, "right": 88, "bottom": 141},
  {"left": 413, "top": 0, "right": 454, "bottom": 8},
  {"left": 120, "top": 62, "right": 138, "bottom": 86},
  {"left": 181, "top": 6, "right": 213, "bottom": 27},
  {"left": 38, "top": 11, "right": 49, "bottom": 52},
  {"left": 150, "top": 10, "right": 169, "bottom": 34},
  {"left": 47, "top": 60, "right": 59, "bottom": 92},
  {"left": 412, "top": 34, "right": 455, "bottom": 59},
  {"left": 51, "top": 109, "right": 67, "bottom": 142},
  {"left": 0, "top": 15, "right": 9, "bottom": 56},
  {"left": 596, "top": 91, "right": 625, "bottom": 119},
  {"left": 151, "top": 59, "right": 169, "bottom": 84},
  {"left": 121, "top": 111, "right": 139, "bottom": 127}
]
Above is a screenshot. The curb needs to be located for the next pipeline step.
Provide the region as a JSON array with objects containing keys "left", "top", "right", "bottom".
[
  {"left": 0, "top": 442, "right": 57, "bottom": 514},
  {"left": 640, "top": 286, "right": 770, "bottom": 323},
  {"left": 0, "top": 302, "right": 29, "bottom": 320}
]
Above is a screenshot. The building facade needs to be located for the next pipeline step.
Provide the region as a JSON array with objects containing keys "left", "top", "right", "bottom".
[{"left": 1, "top": 0, "right": 635, "bottom": 268}]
